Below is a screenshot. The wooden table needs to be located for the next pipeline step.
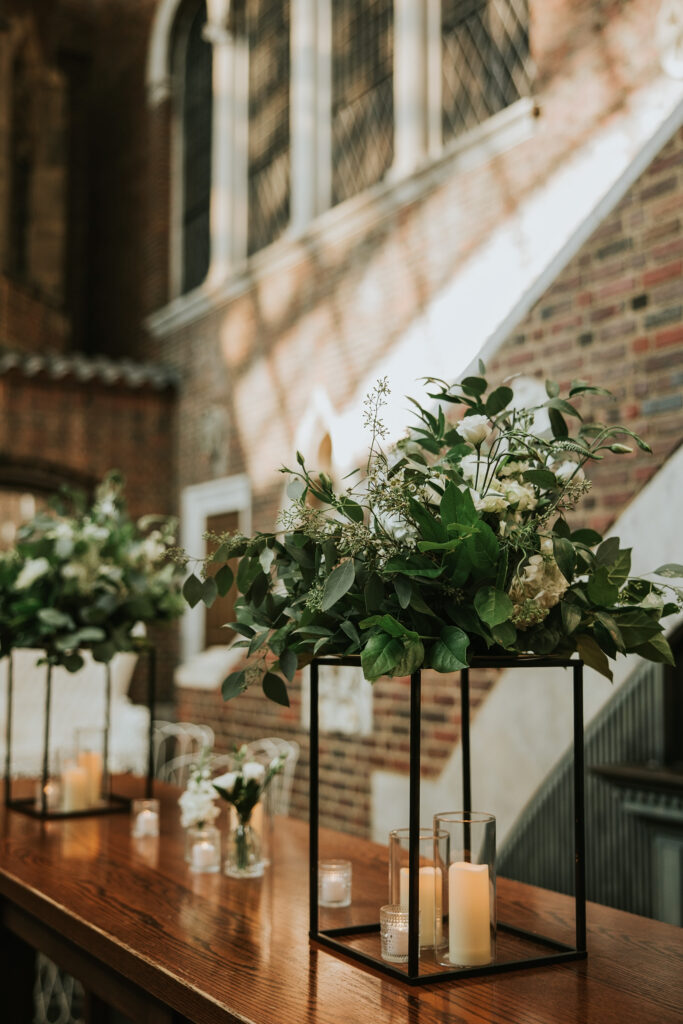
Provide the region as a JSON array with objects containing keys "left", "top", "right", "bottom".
[{"left": 1, "top": 782, "right": 682, "bottom": 1024}]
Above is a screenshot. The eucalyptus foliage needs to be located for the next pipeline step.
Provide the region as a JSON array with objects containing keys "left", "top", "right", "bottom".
[
  {"left": 183, "top": 372, "right": 682, "bottom": 706},
  {"left": 0, "top": 472, "right": 185, "bottom": 669}
]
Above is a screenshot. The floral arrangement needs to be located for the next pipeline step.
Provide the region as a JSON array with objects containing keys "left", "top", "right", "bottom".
[
  {"left": 212, "top": 746, "right": 285, "bottom": 824},
  {"left": 178, "top": 748, "right": 221, "bottom": 829},
  {"left": 183, "top": 371, "right": 681, "bottom": 705},
  {"left": 0, "top": 471, "right": 185, "bottom": 669}
]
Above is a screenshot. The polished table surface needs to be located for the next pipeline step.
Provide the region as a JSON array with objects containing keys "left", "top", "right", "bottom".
[{"left": 1, "top": 781, "right": 682, "bottom": 1024}]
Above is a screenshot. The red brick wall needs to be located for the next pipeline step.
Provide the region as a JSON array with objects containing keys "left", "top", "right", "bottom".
[{"left": 176, "top": 114, "right": 683, "bottom": 841}]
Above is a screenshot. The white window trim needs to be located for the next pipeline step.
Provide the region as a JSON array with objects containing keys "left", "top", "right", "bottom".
[
  {"left": 180, "top": 474, "right": 251, "bottom": 661},
  {"left": 146, "top": 96, "right": 536, "bottom": 336}
]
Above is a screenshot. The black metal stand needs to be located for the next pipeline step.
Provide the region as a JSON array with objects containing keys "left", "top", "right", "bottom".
[
  {"left": 4, "top": 645, "right": 156, "bottom": 819},
  {"left": 309, "top": 655, "right": 587, "bottom": 984}
]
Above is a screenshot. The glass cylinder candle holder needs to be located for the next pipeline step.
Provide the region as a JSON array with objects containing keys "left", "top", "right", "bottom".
[
  {"left": 132, "top": 798, "right": 160, "bottom": 837},
  {"left": 318, "top": 860, "right": 352, "bottom": 908},
  {"left": 433, "top": 811, "right": 496, "bottom": 968},
  {"left": 380, "top": 904, "right": 420, "bottom": 964},
  {"left": 187, "top": 825, "right": 221, "bottom": 873},
  {"left": 75, "top": 727, "right": 106, "bottom": 807},
  {"left": 389, "top": 827, "right": 448, "bottom": 951}
]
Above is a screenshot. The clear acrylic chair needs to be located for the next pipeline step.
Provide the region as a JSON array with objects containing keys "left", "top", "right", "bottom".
[{"left": 152, "top": 721, "right": 215, "bottom": 782}]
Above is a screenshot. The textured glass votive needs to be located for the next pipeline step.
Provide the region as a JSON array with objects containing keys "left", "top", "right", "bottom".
[
  {"left": 318, "top": 860, "right": 352, "bottom": 907},
  {"left": 389, "top": 827, "right": 448, "bottom": 950},
  {"left": 433, "top": 811, "right": 496, "bottom": 967},
  {"left": 131, "top": 798, "right": 160, "bottom": 837},
  {"left": 187, "top": 825, "right": 221, "bottom": 873},
  {"left": 380, "top": 904, "right": 420, "bottom": 964}
]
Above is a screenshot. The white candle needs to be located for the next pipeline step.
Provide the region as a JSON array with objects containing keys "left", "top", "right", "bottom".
[
  {"left": 191, "top": 839, "right": 217, "bottom": 870},
  {"left": 62, "top": 765, "right": 89, "bottom": 812},
  {"left": 387, "top": 922, "right": 409, "bottom": 957},
  {"left": 399, "top": 865, "right": 443, "bottom": 947},
  {"left": 77, "top": 750, "right": 103, "bottom": 806},
  {"left": 35, "top": 779, "right": 61, "bottom": 812},
  {"left": 448, "top": 861, "right": 491, "bottom": 965},
  {"left": 134, "top": 808, "right": 159, "bottom": 837},
  {"left": 321, "top": 873, "right": 347, "bottom": 904}
]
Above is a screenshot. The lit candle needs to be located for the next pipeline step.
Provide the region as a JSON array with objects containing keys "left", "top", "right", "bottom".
[
  {"left": 386, "top": 919, "right": 409, "bottom": 958},
  {"left": 134, "top": 808, "right": 159, "bottom": 837},
  {"left": 191, "top": 839, "right": 217, "bottom": 870},
  {"left": 35, "top": 779, "right": 61, "bottom": 812},
  {"left": 62, "top": 764, "right": 89, "bottom": 812},
  {"left": 399, "top": 865, "right": 443, "bottom": 947},
  {"left": 448, "top": 861, "right": 491, "bottom": 965},
  {"left": 77, "top": 750, "right": 103, "bottom": 806}
]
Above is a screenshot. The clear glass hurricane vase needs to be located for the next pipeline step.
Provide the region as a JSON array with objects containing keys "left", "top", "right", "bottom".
[{"left": 225, "top": 817, "right": 264, "bottom": 878}]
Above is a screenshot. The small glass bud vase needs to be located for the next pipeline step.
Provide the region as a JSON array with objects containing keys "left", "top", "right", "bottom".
[
  {"left": 187, "top": 825, "right": 221, "bottom": 873},
  {"left": 225, "top": 818, "right": 264, "bottom": 878}
]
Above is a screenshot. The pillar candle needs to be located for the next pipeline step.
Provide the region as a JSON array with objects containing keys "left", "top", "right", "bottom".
[
  {"left": 62, "top": 765, "right": 89, "bottom": 812},
  {"left": 77, "top": 750, "right": 103, "bottom": 806},
  {"left": 399, "top": 866, "right": 443, "bottom": 947},
  {"left": 448, "top": 861, "right": 491, "bottom": 965}
]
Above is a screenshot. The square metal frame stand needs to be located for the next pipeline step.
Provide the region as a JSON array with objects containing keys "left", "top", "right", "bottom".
[
  {"left": 4, "top": 645, "right": 156, "bottom": 819},
  {"left": 309, "top": 655, "right": 587, "bottom": 984}
]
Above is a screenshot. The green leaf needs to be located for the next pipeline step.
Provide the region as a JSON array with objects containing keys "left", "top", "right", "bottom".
[
  {"left": 549, "top": 407, "right": 568, "bottom": 439},
  {"left": 364, "top": 574, "right": 385, "bottom": 612},
  {"left": 393, "top": 638, "right": 425, "bottom": 677},
  {"left": 92, "top": 641, "right": 117, "bottom": 663},
  {"left": 215, "top": 564, "right": 234, "bottom": 597},
  {"left": 586, "top": 566, "right": 619, "bottom": 606},
  {"left": 595, "top": 537, "right": 620, "bottom": 567},
  {"left": 633, "top": 634, "right": 675, "bottom": 666},
  {"left": 338, "top": 497, "right": 365, "bottom": 523},
  {"left": 571, "top": 528, "right": 602, "bottom": 547},
  {"left": 361, "top": 633, "right": 403, "bottom": 682},
  {"left": 607, "top": 548, "right": 631, "bottom": 588},
  {"left": 594, "top": 612, "right": 625, "bottom": 653},
  {"left": 474, "top": 587, "right": 513, "bottom": 627},
  {"left": 259, "top": 547, "right": 275, "bottom": 574},
  {"left": 409, "top": 498, "right": 447, "bottom": 543},
  {"left": 553, "top": 537, "right": 575, "bottom": 582},
  {"left": 279, "top": 648, "right": 298, "bottom": 683},
  {"left": 431, "top": 626, "right": 469, "bottom": 673},
  {"left": 545, "top": 379, "right": 560, "bottom": 398},
  {"left": 321, "top": 559, "right": 355, "bottom": 612},
  {"left": 62, "top": 653, "right": 85, "bottom": 673},
  {"left": 491, "top": 621, "right": 517, "bottom": 648},
  {"left": 263, "top": 672, "right": 290, "bottom": 707},
  {"left": 237, "top": 555, "right": 262, "bottom": 592},
  {"left": 394, "top": 576, "right": 412, "bottom": 609},
  {"left": 485, "top": 386, "right": 513, "bottom": 416},
  {"left": 340, "top": 620, "right": 360, "bottom": 645},
  {"left": 553, "top": 517, "right": 571, "bottom": 539},
  {"left": 222, "top": 670, "right": 247, "bottom": 701},
  {"left": 440, "top": 482, "right": 461, "bottom": 528},
  {"left": 182, "top": 573, "right": 204, "bottom": 609},
  {"left": 654, "top": 563, "right": 683, "bottom": 578},
  {"left": 229, "top": 622, "right": 256, "bottom": 638},
  {"left": 576, "top": 635, "right": 613, "bottom": 681},
  {"left": 523, "top": 469, "right": 558, "bottom": 489},
  {"left": 74, "top": 627, "right": 107, "bottom": 644},
  {"left": 460, "top": 376, "right": 487, "bottom": 396},
  {"left": 547, "top": 396, "right": 582, "bottom": 420},
  {"left": 613, "top": 610, "right": 663, "bottom": 649},
  {"left": 561, "top": 602, "right": 582, "bottom": 635},
  {"left": 201, "top": 577, "right": 218, "bottom": 608}
]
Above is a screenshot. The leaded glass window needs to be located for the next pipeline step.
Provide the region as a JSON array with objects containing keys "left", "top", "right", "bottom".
[
  {"left": 181, "top": 2, "right": 212, "bottom": 293},
  {"left": 247, "top": 0, "right": 291, "bottom": 255},
  {"left": 331, "top": 0, "right": 394, "bottom": 207},
  {"left": 442, "top": 0, "right": 532, "bottom": 145}
]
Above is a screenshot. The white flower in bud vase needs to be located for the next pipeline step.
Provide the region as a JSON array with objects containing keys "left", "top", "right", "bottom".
[
  {"left": 213, "top": 771, "right": 238, "bottom": 796},
  {"left": 455, "top": 414, "right": 492, "bottom": 446},
  {"left": 242, "top": 761, "right": 266, "bottom": 783}
]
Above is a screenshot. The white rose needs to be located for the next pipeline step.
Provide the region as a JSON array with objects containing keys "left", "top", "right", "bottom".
[
  {"left": 455, "top": 414, "right": 492, "bottom": 446},
  {"left": 497, "top": 460, "right": 530, "bottom": 478},
  {"left": 15, "top": 557, "right": 51, "bottom": 589},
  {"left": 501, "top": 480, "right": 537, "bottom": 511},
  {"left": 242, "top": 761, "right": 266, "bottom": 783},
  {"left": 471, "top": 489, "right": 509, "bottom": 514},
  {"left": 459, "top": 453, "right": 490, "bottom": 484},
  {"left": 213, "top": 771, "right": 237, "bottom": 795}
]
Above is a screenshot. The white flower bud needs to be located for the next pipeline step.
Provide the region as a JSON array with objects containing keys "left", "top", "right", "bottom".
[{"left": 455, "top": 414, "right": 492, "bottom": 446}]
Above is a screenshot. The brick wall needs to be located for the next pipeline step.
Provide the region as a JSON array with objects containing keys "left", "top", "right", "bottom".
[{"left": 175, "top": 112, "right": 683, "bottom": 840}]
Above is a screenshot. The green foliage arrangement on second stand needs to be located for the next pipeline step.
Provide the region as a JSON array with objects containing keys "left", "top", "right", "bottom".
[{"left": 183, "top": 372, "right": 682, "bottom": 706}]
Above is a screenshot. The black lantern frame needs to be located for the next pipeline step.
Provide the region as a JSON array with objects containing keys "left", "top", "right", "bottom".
[
  {"left": 309, "top": 654, "right": 587, "bottom": 984},
  {"left": 4, "top": 645, "right": 156, "bottom": 818}
]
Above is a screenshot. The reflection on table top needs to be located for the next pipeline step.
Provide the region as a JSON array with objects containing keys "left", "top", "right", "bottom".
[{"left": 1, "top": 780, "right": 682, "bottom": 1024}]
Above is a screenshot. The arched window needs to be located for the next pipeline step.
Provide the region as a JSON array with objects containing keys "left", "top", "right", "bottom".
[{"left": 173, "top": 1, "right": 212, "bottom": 293}]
